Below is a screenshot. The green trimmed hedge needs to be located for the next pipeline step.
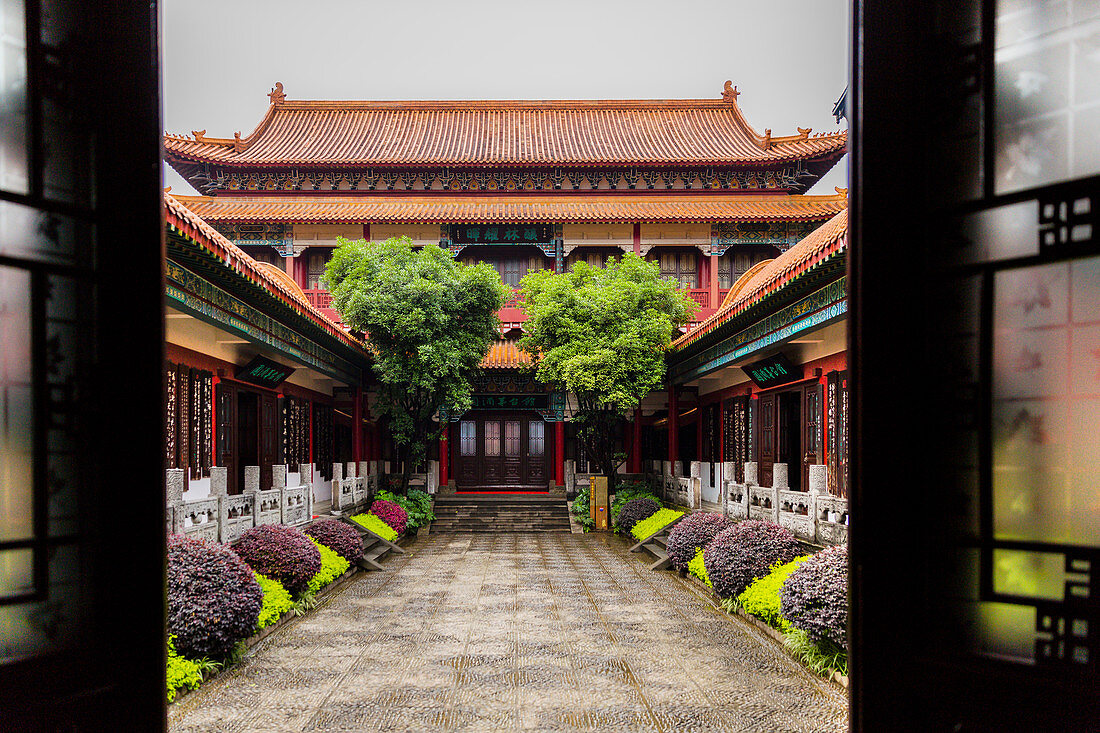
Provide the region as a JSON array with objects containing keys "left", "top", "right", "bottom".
[
  {"left": 736, "top": 555, "right": 809, "bottom": 632},
  {"left": 307, "top": 539, "right": 351, "bottom": 595},
  {"left": 254, "top": 572, "right": 294, "bottom": 630},
  {"left": 350, "top": 512, "right": 398, "bottom": 542},
  {"left": 688, "top": 548, "right": 712, "bottom": 588},
  {"left": 630, "top": 508, "right": 684, "bottom": 542}
]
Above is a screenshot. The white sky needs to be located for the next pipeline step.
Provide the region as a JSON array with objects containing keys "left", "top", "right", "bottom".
[{"left": 161, "top": 0, "right": 849, "bottom": 195}]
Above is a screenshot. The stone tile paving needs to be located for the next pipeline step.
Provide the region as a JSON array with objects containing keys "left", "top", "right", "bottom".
[{"left": 169, "top": 533, "right": 847, "bottom": 732}]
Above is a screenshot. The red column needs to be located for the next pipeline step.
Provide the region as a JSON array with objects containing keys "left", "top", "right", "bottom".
[
  {"left": 718, "top": 397, "right": 725, "bottom": 464},
  {"left": 631, "top": 408, "right": 642, "bottom": 473},
  {"left": 555, "top": 421, "right": 565, "bottom": 487},
  {"left": 668, "top": 385, "right": 679, "bottom": 465},
  {"left": 439, "top": 423, "right": 449, "bottom": 487},
  {"left": 363, "top": 223, "right": 371, "bottom": 241},
  {"left": 632, "top": 223, "right": 641, "bottom": 255},
  {"left": 352, "top": 387, "right": 362, "bottom": 464},
  {"left": 211, "top": 376, "right": 220, "bottom": 466},
  {"left": 709, "top": 253, "right": 719, "bottom": 310}
]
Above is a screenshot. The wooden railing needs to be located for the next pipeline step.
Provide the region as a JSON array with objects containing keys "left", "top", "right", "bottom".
[
  {"left": 303, "top": 288, "right": 332, "bottom": 309},
  {"left": 685, "top": 288, "right": 732, "bottom": 311}
]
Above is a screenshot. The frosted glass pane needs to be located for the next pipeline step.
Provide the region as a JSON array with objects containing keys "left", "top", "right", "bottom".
[
  {"left": 0, "top": 0, "right": 27, "bottom": 195},
  {"left": 993, "top": 548, "right": 1072, "bottom": 600},
  {"left": 0, "top": 266, "right": 32, "bottom": 542}
]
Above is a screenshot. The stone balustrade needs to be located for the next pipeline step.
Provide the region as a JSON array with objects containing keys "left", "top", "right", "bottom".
[
  {"left": 643, "top": 458, "right": 848, "bottom": 547},
  {"left": 166, "top": 463, "right": 322, "bottom": 543}
]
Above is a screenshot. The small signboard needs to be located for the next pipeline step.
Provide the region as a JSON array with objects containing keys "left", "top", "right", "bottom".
[
  {"left": 742, "top": 353, "right": 802, "bottom": 388},
  {"left": 451, "top": 224, "right": 552, "bottom": 245},
  {"left": 470, "top": 393, "right": 549, "bottom": 410},
  {"left": 236, "top": 355, "right": 295, "bottom": 389}
]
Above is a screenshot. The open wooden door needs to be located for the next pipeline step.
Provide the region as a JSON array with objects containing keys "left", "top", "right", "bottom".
[
  {"left": 215, "top": 382, "right": 237, "bottom": 494},
  {"left": 757, "top": 393, "right": 776, "bottom": 487},
  {"left": 259, "top": 393, "right": 278, "bottom": 490}
]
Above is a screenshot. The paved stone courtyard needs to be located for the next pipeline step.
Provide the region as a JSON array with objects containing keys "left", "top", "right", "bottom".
[{"left": 169, "top": 533, "right": 847, "bottom": 732}]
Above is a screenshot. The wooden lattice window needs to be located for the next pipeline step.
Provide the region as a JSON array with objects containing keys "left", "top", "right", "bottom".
[
  {"left": 717, "top": 249, "right": 772, "bottom": 288},
  {"left": 657, "top": 250, "right": 697, "bottom": 288},
  {"left": 529, "top": 421, "right": 545, "bottom": 457}
]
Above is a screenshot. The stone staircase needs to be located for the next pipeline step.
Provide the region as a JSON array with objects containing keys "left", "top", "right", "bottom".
[{"left": 431, "top": 492, "right": 571, "bottom": 533}]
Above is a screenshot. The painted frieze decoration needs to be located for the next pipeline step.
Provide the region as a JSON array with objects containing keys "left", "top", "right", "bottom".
[
  {"left": 193, "top": 164, "right": 814, "bottom": 196},
  {"left": 710, "top": 220, "right": 819, "bottom": 254},
  {"left": 671, "top": 277, "right": 847, "bottom": 384},
  {"left": 164, "top": 260, "right": 361, "bottom": 384},
  {"left": 213, "top": 223, "right": 293, "bottom": 253}
]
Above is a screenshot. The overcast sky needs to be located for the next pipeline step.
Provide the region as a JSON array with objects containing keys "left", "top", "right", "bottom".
[{"left": 162, "top": 0, "right": 849, "bottom": 195}]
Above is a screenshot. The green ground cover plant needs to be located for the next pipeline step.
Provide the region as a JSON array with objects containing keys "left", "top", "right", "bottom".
[
  {"left": 350, "top": 512, "right": 398, "bottom": 542},
  {"left": 254, "top": 572, "right": 294, "bottom": 630},
  {"left": 688, "top": 547, "right": 712, "bottom": 588},
  {"left": 307, "top": 539, "right": 352, "bottom": 595},
  {"left": 377, "top": 488, "right": 435, "bottom": 529},
  {"left": 783, "top": 627, "right": 848, "bottom": 677},
  {"left": 736, "top": 555, "right": 810, "bottom": 632},
  {"left": 166, "top": 636, "right": 203, "bottom": 703},
  {"left": 630, "top": 508, "right": 684, "bottom": 542}
]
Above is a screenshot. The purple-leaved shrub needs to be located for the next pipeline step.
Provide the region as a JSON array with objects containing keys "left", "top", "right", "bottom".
[
  {"left": 665, "top": 512, "right": 733, "bottom": 570},
  {"left": 780, "top": 544, "right": 849, "bottom": 649},
  {"left": 369, "top": 499, "right": 407, "bottom": 536},
  {"left": 703, "top": 520, "right": 802, "bottom": 599},
  {"left": 233, "top": 524, "right": 321, "bottom": 596},
  {"left": 304, "top": 519, "right": 363, "bottom": 563},
  {"left": 614, "top": 498, "right": 660, "bottom": 535},
  {"left": 167, "top": 534, "right": 262, "bottom": 659}
]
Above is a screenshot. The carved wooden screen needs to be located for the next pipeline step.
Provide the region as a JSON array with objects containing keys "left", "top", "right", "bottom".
[
  {"left": 723, "top": 396, "right": 749, "bottom": 482},
  {"left": 165, "top": 363, "right": 178, "bottom": 468},
  {"left": 826, "top": 370, "right": 848, "bottom": 497},
  {"left": 164, "top": 364, "right": 211, "bottom": 478},
  {"left": 312, "top": 402, "right": 334, "bottom": 480},
  {"left": 280, "top": 396, "right": 310, "bottom": 472}
]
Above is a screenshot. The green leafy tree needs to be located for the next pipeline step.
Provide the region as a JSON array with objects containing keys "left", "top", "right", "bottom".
[
  {"left": 324, "top": 237, "right": 508, "bottom": 491},
  {"left": 518, "top": 254, "right": 696, "bottom": 494}
]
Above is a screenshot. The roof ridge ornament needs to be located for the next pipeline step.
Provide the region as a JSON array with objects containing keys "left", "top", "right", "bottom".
[
  {"left": 233, "top": 131, "right": 245, "bottom": 153},
  {"left": 797, "top": 127, "right": 811, "bottom": 140},
  {"left": 762, "top": 129, "right": 772, "bottom": 150},
  {"left": 268, "top": 81, "right": 286, "bottom": 106},
  {"left": 191, "top": 129, "right": 206, "bottom": 143},
  {"left": 722, "top": 80, "right": 740, "bottom": 104}
]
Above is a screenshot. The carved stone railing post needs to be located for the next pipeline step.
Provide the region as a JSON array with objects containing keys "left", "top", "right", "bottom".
[
  {"left": 808, "top": 464, "right": 828, "bottom": 495},
  {"left": 564, "top": 459, "right": 575, "bottom": 496},
  {"left": 210, "top": 466, "right": 227, "bottom": 497},
  {"left": 243, "top": 465, "right": 259, "bottom": 494},
  {"left": 331, "top": 463, "right": 345, "bottom": 512},
  {"left": 301, "top": 463, "right": 315, "bottom": 518},
  {"left": 772, "top": 463, "right": 788, "bottom": 490},
  {"left": 744, "top": 461, "right": 758, "bottom": 486},
  {"left": 345, "top": 461, "right": 357, "bottom": 478},
  {"left": 166, "top": 468, "right": 185, "bottom": 534},
  {"left": 272, "top": 464, "right": 287, "bottom": 491},
  {"left": 673, "top": 461, "right": 683, "bottom": 478}
]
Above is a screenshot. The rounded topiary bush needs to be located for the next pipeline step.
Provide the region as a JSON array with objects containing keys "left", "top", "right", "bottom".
[
  {"left": 167, "top": 534, "right": 262, "bottom": 659},
  {"left": 615, "top": 498, "right": 660, "bottom": 535},
  {"left": 703, "top": 520, "right": 802, "bottom": 599},
  {"left": 781, "top": 544, "right": 849, "bottom": 649},
  {"left": 665, "top": 512, "right": 733, "bottom": 571},
  {"left": 304, "top": 519, "right": 363, "bottom": 563},
  {"left": 369, "top": 499, "right": 407, "bottom": 536},
  {"left": 233, "top": 524, "right": 321, "bottom": 596}
]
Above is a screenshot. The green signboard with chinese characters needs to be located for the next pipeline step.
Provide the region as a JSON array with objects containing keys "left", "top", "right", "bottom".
[
  {"left": 470, "top": 393, "right": 550, "bottom": 410},
  {"left": 236, "top": 355, "right": 295, "bottom": 389},
  {"left": 452, "top": 224, "right": 552, "bottom": 245},
  {"left": 742, "top": 352, "right": 801, "bottom": 388}
]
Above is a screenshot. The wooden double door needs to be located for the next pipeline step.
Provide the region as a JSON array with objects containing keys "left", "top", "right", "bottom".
[
  {"left": 454, "top": 412, "right": 550, "bottom": 490},
  {"left": 756, "top": 383, "right": 821, "bottom": 491},
  {"left": 215, "top": 381, "right": 279, "bottom": 494}
]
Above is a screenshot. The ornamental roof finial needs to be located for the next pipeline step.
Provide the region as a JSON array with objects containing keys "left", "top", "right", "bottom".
[
  {"left": 233, "top": 131, "right": 245, "bottom": 153},
  {"left": 268, "top": 81, "right": 286, "bottom": 105},
  {"left": 722, "top": 80, "right": 740, "bottom": 104}
]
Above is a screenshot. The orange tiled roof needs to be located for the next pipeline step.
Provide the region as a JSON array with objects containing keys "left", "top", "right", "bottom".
[
  {"left": 164, "top": 85, "right": 846, "bottom": 168},
  {"left": 170, "top": 192, "right": 847, "bottom": 224},
  {"left": 164, "top": 192, "right": 365, "bottom": 350},
  {"left": 481, "top": 339, "right": 532, "bottom": 369},
  {"left": 674, "top": 206, "right": 848, "bottom": 349}
]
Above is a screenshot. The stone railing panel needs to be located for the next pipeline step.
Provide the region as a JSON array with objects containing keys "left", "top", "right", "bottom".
[
  {"left": 748, "top": 485, "right": 779, "bottom": 522},
  {"left": 165, "top": 506, "right": 175, "bottom": 535},
  {"left": 777, "top": 488, "right": 815, "bottom": 541},
  {"left": 816, "top": 494, "right": 849, "bottom": 546},
  {"left": 282, "top": 486, "right": 309, "bottom": 526},
  {"left": 253, "top": 488, "right": 282, "bottom": 526},
  {"left": 178, "top": 497, "right": 219, "bottom": 542},
  {"left": 726, "top": 483, "right": 749, "bottom": 520},
  {"left": 352, "top": 476, "right": 367, "bottom": 504},
  {"left": 220, "top": 494, "right": 255, "bottom": 543}
]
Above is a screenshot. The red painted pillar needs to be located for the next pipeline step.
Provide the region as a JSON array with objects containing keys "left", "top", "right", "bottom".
[
  {"left": 555, "top": 421, "right": 565, "bottom": 487},
  {"left": 718, "top": 397, "right": 725, "bottom": 464},
  {"left": 709, "top": 253, "right": 719, "bottom": 311},
  {"left": 631, "top": 408, "right": 642, "bottom": 473},
  {"left": 668, "top": 385, "right": 679, "bottom": 466},
  {"left": 363, "top": 223, "right": 371, "bottom": 241},
  {"left": 352, "top": 387, "right": 362, "bottom": 464},
  {"left": 439, "top": 423, "right": 449, "bottom": 487},
  {"left": 632, "top": 223, "right": 641, "bottom": 255}
]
